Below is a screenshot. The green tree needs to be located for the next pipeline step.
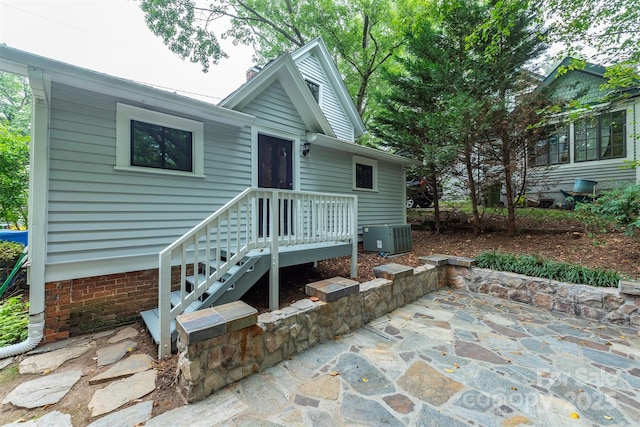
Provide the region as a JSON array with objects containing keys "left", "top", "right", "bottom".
[
  {"left": 0, "top": 124, "right": 29, "bottom": 227},
  {"left": 139, "top": 0, "right": 405, "bottom": 119},
  {"left": 0, "top": 72, "right": 31, "bottom": 135},
  {"left": 372, "top": 19, "right": 477, "bottom": 232},
  {"left": 472, "top": 0, "right": 550, "bottom": 236},
  {"left": 0, "top": 72, "right": 31, "bottom": 228},
  {"left": 543, "top": 0, "right": 640, "bottom": 88},
  {"left": 373, "top": 0, "right": 549, "bottom": 236}
]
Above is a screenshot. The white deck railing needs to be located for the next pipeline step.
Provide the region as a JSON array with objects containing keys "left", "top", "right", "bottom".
[{"left": 157, "top": 188, "right": 357, "bottom": 358}]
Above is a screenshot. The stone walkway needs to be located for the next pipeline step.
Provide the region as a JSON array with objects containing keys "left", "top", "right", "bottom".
[
  {"left": 1, "top": 289, "right": 639, "bottom": 426},
  {"left": 147, "top": 290, "right": 640, "bottom": 426},
  {"left": 1, "top": 326, "right": 157, "bottom": 427}
]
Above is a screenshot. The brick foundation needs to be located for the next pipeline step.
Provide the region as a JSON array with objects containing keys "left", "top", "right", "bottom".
[{"left": 43, "top": 269, "right": 159, "bottom": 342}]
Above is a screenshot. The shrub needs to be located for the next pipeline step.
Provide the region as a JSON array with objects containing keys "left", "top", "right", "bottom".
[
  {"left": 0, "top": 241, "right": 24, "bottom": 289},
  {"left": 0, "top": 295, "right": 29, "bottom": 346},
  {"left": 575, "top": 184, "right": 640, "bottom": 237},
  {"left": 475, "top": 251, "right": 620, "bottom": 287}
]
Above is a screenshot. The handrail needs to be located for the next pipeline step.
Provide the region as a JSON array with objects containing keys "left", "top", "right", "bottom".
[{"left": 157, "top": 188, "right": 357, "bottom": 358}]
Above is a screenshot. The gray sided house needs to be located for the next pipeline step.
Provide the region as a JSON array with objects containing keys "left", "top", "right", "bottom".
[
  {"left": 529, "top": 58, "right": 640, "bottom": 203},
  {"left": 0, "top": 38, "right": 417, "bottom": 358}
]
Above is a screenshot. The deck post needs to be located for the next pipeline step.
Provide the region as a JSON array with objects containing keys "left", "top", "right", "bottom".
[
  {"left": 158, "top": 251, "right": 172, "bottom": 359},
  {"left": 269, "top": 190, "right": 280, "bottom": 310},
  {"left": 350, "top": 195, "right": 358, "bottom": 279}
]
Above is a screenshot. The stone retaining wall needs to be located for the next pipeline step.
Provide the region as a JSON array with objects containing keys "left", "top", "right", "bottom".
[
  {"left": 175, "top": 263, "right": 440, "bottom": 402},
  {"left": 443, "top": 263, "right": 640, "bottom": 328},
  {"left": 175, "top": 254, "right": 640, "bottom": 403}
]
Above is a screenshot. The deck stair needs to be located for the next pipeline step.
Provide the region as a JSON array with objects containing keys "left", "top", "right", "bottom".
[
  {"left": 145, "top": 188, "right": 358, "bottom": 359},
  {"left": 141, "top": 250, "right": 270, "bottom": 345}
]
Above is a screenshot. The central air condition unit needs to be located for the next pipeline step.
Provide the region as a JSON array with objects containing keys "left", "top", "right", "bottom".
[{"left": 362, "top": 224, "right": 412, "bottom": 255}]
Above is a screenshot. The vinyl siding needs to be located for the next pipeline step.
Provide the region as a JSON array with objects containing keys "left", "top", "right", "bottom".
[
  {"left": 529, "top": 98, "right": 639, "bottom": 201},
  {"left": 301, "top": 144, "right": 406, "bottom": 233},
  {"left": 239, "top": 80, "right": 307, "bottom": 134},
  {"left": 47, "top": 82, "right": 252, "bottom": 267},
  {"left": 296, "top": 54, "right": 354, "bottom": 142},
  {"left": 238, "top": 79, "right": 406, "bottom": 233}
]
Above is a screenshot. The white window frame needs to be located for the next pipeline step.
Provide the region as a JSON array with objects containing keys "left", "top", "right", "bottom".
[
  {"left": 352, "top": 155, "right": 378, "bottom": 192},
  {"left": 115, "top": 103, "right": 205, "bottom": 177}
]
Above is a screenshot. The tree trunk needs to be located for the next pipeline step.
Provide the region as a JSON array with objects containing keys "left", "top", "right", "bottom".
[
  {"left": 504, "top": 165, "right": 517, "bottom": 237},
  {"left": 463, "top": 144, "right": 483, "bottom": 236},
  {"left": 502, "top": 140, "right": 517, "bottom": 237},
  {"left": 430, "top": 174, "right": 441, "bottom": 234}
]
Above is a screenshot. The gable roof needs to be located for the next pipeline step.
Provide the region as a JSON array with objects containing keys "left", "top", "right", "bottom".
[
  {"left": 220, "top": 37, "right": 367, "bottom": 140},
  {"left": 541, "top": 57, "right": 607, "bottom": 86},
  {"left": 540, "top": 57, "right": 639, "bottom": 105},
  {"left": 291, "top": 38, "right": 367, "bottom": 138},
  {"left": 220, "top": 52, "right": 336, "bottom": 137}
]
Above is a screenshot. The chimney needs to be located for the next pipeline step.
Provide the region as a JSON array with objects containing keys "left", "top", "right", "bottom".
[{"left": 246, "top": 66, "right": 261, "bottom": 81}]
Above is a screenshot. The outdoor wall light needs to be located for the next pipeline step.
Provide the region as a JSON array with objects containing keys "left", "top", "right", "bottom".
[{"left": 301, "top": 142, "right": 311, "bottom": 156}]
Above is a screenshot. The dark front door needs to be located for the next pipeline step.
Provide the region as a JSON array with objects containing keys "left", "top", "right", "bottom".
[{"left": 258, "top": 134, "right": 293, "bottom": 236}]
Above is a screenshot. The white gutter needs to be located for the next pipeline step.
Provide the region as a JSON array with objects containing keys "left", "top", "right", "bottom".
[
  {"left": 0, "top": 67, "right": 48, "bottom": 358},
  {"left": 307, "top": 133, "right": 421, "bottom": 167}
]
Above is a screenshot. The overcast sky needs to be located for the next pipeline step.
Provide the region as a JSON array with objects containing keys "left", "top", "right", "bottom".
[{"left": 0, "top": 0, "right": 255, "bottom": 102}]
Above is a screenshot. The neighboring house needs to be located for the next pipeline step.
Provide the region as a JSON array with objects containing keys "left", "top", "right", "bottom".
[
  {"left": 0, "top": 38, "right": 417, "bottom": 357},
  {"left": 529, "top": 58, "right": 640, "bottom": 203}
]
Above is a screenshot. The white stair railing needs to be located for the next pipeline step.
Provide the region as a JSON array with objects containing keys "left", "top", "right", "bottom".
[{"left": 157, "top": 188, "right": 357, "bottom": 358}]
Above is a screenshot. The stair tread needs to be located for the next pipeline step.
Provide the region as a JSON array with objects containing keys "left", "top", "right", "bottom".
[
  {"left": 140, "top": 308, "right": 176, "bottom": 345},
  {"left": 185, "top": 274, "right": 207, "bottom": 287},
  {"left": 145, "top": 250, "right": 269, "bottom": 347}
]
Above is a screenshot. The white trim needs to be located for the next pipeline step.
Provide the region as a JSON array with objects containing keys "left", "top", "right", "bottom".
[
  {"left": 221, "top": 55, "right": 336, "bottom": 138},
  {"left": 291, "top": 38, "right": 366, "bottom": 138},
  {"left": 352, "top": 155, "right": 378, "bottom": 192},
  {"left": 251, "top": 124, "right": 301, "bottom": 190},
  {"left": 115, "top": 103, "right": 205, "bottom": 177},
  {"left": 45, "top": 254, "right": 157, "bottom": 282},
  {"left": 307, "top": 132, "right": 420, "bottom": 166}
]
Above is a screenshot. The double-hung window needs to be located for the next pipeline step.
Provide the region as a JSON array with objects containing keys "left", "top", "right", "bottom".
[
  {"left": 116, "top": 103, "right": 204, "bottom": 176},
  {"left": 574, "top": 110, "right": 625, "bottom": 162},
  {"left": 353, "top": 156, "right": 377, "bottom": 191},
  {"left": 534, "top": 126, "right": 569, "bottom": 166}
]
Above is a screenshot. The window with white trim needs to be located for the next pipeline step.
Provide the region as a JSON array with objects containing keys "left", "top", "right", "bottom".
[
  {"left": 353, "top": 156, "right": 377, "bottom": 191},
  {"left": 116, "top": 103, "right": 204, "bottom": 176}
]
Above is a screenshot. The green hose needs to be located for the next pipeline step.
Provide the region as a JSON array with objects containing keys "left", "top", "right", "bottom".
[{"left": 0, "top": 246, "right": 28, "bottom": 299}]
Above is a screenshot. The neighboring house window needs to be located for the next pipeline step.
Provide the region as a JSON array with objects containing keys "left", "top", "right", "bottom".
[
  {"left": 574, "top": 110, "right": 625, "bottom": 162},
  {"left": 305, "top": 79, "right": 320, "bottom": 102},
  {"left": 116, "top": 103, "right": 204, "bottom": 176},
  {"left": 353, "top": 156, "right": 377, "bottom": 191},
  {"left": 534, "top": 126, "right": 569, "bottom": 166}
]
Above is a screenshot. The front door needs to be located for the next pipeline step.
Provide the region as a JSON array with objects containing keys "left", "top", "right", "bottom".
[{"left": 257, "top": 134, "right": 293, "bottom": 236}]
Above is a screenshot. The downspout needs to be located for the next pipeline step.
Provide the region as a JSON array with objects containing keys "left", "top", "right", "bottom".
[{"left": 0, "top": 67, "right": 48, "bottom": 358}]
